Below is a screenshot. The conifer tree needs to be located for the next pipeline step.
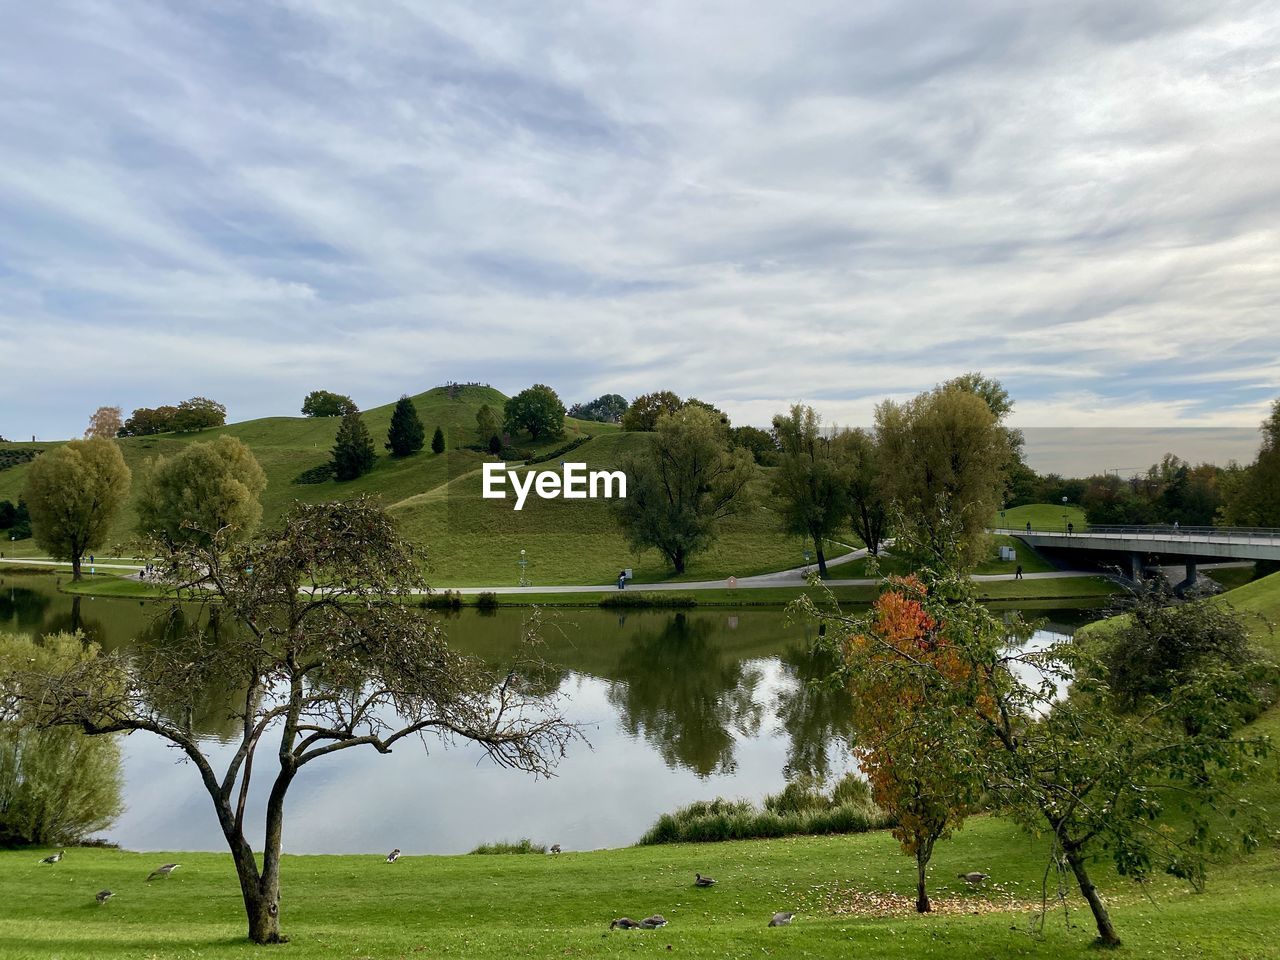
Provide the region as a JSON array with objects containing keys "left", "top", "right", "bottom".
[
  {"left": 386, "top": 396, "right": 426, "bottom": 457},
  {"left": 431, "top": 426, "right": 446, "bottom": 454},
  {"left": 332, "top": 410, "right": 376, "bottom": 480}
]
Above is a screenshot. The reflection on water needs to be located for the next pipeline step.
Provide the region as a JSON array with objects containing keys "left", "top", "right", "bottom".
[{"left": 0, "top": 573, "right": 1100, "bottom": 854}]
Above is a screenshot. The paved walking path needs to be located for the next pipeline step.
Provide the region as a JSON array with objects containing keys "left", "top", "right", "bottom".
[{"left": 0, "top": 550, "right": 1097, "bottom": 596}]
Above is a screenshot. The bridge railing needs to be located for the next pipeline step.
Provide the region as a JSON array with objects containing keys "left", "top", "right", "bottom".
[{"left": 994, "top": 524, "right": 1280, "bottom": 544}]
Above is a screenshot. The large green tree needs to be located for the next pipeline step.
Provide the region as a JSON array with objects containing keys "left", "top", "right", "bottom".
[
  {"left": 301, "top": 390, "right": 358, "bottom": 418},
  {"left": 171, "top": 396, "right": 228, "bottom": 432},
  {"left": 771, "top": 404, "right": 847, "bottom": 577},
  {"left": 614, "top": 406, "right": 758, "bottom": 574},
  {"left": 621, "top": 390, "right": 683, "bottom": 431},
  {"left": 875, "top": 385, "right": 1013, "bottom": 568},
  {"left": 0, "top": 499, "right": 575, "bottom": 944},
  {"left": 1221, "top": 398, "right": 1280, "bottom": 527},
  {"left": 331, "top": 410, "right": 377, "bottom": 481},
  {"left": 836, "top": 427, "right": 889, "bottom": 555},
  {"left": 567, "top": 393, "right": 629, "bottom": 423},
  {"left": 385, "top": 395, "right": 426, "bottom": 457},
  {"left": 137, "top": 435, "right": 267, "bottom": 549},
  {"left": 504, "top": 384, "right": 565, "bottom": 441},
  {"left": 22, "top": 438, "right": 131, "bottom": 580}
]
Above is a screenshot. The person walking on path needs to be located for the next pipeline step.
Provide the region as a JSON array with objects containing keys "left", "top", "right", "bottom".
[
  {"left": 1067, "top": 522, "right": 1074, "bottom": 536},
  {"left": 1015, "top": 564, "right": 1024, "bottom": 580},
  {"left": 617, "top": 570, "right": 626, "bottom": 590}
]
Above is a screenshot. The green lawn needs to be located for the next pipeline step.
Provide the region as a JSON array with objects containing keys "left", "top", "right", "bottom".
[
  {"left": 5, "top": 815, "right": 1280, "bottom": 960},
  {"left": 997, "top": 503, "right": 1087, "bottom": 532}
]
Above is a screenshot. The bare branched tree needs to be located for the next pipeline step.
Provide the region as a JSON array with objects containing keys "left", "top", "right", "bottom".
[{"left": 1, "top": 497, "right": 578, "bottom": 944}]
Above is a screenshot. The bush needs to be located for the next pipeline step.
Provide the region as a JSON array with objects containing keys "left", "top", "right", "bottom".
[
  {"left": 526, "top": 435, "right": 592, "bottom": 464},
  {"left": 423, "top": 590, "right": 462, "bottom": 610},
  {"left": 469, "top": 838, "right": 546, "bottom": 855},
  {"left": 0, "top": 449, "right": 39, "bottom": 473},
  {"left": 598, "top": 594, "right": 697, "bottom": 609},
  {"left": 638, "top": 774, "right": 888, "bottom": 845},
  {"left": 475, "top": 592, "right": 499, "bottom": 612}
]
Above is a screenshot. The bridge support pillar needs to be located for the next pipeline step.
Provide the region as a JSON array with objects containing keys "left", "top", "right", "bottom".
[
  {"left": 1176, "top": 560, "right": 1198, "bottom": 594},
  {"left": 1125, "top": 552, "right": 1144, "bottom": 584}
]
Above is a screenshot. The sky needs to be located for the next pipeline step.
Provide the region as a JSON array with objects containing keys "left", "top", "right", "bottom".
[{"left": 1, "top": 0, "right": 1278, "bottom": 443}]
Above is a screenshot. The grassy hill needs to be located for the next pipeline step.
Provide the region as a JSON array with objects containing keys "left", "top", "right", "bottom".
[{"left": 0, "top": 386, "right": 815, "bottom": 586}]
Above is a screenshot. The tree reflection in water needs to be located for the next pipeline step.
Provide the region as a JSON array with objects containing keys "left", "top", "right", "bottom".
[
  {"left": 608, "top": 612, "right": 764, "bottom": 777},
  {"left": 774, "top": 632, "right": 856, "bottom": 781}
]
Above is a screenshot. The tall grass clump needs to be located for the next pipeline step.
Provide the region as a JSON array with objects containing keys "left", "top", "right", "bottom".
[
  {"left": 469, "top": 838, "right": 547, "bottom": 855},
  {"left": 638, "top": 774, "right": 890, "bottom": 845}
]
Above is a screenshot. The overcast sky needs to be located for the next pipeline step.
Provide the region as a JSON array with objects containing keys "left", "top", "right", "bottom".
[{"left": 2, "top": 0, "right": 1278, "bottom": 441}]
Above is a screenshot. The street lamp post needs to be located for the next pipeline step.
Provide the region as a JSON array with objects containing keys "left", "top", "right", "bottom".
[{"left": 518, "top": 548, "right": 529, "bottom": 587}]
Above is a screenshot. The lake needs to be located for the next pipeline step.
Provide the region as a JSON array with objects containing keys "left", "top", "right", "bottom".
[{"left": 1, "top": 572, "right": 1100, "bottom": 855}]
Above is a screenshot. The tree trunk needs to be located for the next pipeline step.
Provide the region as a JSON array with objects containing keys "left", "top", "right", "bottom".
[
  {"left": 1065, "top": 848, "right": 1121, "bottom": 947},
  {"left": 815, "top": 542, "right": 828, "bottom": 578},
  {"left": 915, "top": 847, "right": 931, "bottom": 913},
  {"left": 71, "top": 553, "right": 82, "bottom": 581},
  {"left": 245, "top": 879, "right": 283, "bottom": 944},
  {"left": 672, "top": 548, "right": 685, "bottom": 574}
]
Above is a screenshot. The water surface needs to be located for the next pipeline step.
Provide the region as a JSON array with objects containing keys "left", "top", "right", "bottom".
[{"left": 1, "top": 573, "right": 1098, "bottom": 854}]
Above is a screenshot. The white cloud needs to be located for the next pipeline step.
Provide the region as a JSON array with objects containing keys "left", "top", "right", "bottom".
[{"left": 1, "top": 0, "right": 1278, "bottom": 439}]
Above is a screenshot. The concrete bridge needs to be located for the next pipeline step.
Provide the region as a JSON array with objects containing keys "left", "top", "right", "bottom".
[{"left": 995, "top": 524, "right": 1280, "bottom": 587}]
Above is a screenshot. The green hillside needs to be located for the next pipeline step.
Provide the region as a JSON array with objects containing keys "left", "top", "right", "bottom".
[{"left": 0, "top": 387, "right": 815, "bottom": 586}]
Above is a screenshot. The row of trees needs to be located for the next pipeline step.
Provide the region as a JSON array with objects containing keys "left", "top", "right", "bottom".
[
  {"left": 613, "top": 374, "right": 1017, "bottom": 576},
  {"left": 116, "top": 397, "right": 227, "bottom": 436},
  {"left": 816, "top": 544, "right": 1273, "bottom": 945}
]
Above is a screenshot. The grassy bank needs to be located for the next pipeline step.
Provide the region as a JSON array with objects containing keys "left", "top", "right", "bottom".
[{"left": 3, "top": 817, "right": 1278, "bottom": 959}]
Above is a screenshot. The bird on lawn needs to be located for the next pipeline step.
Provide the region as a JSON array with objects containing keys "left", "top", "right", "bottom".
[
  {"left": 549, "top": 844, "right": 562, "bottom": 854},
  {"left": 694, "top": 872, "right": 716, "bottom": 887},
  {"left": 386, "top": 848, "right": 401, "bottom": 863},
  {"left": 147, "top": 863, "right": 181, "bottom": 881},
  {"left": 958, "top": 871, "right": 990, "bottom": 884},
  {"left": 39, "top": 850, "right": 64, "bottom": 865},
  {"left": 609, "top": 917, "right": 642, "bottom": 930},
  {"left": 768, "top": 912, "right": 795, "bottom": 927},
  {"left": 96, "top": 890, "right": 114, "bottom": 906},
  {"left": 640, "top": 914, "right": 668, "bottom": 929}
]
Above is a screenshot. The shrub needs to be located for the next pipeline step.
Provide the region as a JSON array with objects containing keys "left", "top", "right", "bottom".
[
  {"left": 469, "top": 838, "right": 546, "bottom": 855},
  {"left": 475, "top": 592, "right": 499, "bottom": 612},
  {"left": 638, "top": 774, "right": 888, "bottom": 845},
  {"left": 526, "top": 435, "right": 592, "bottom": 464},
  {"left": 0, "top": 449, "right": 40, "bottom": 472},
  {"left": 598, "top": 594, "right": 697, "bottom": 609},
  {"left": 423, "top": 590, "right": 462, "bottom": 610}
]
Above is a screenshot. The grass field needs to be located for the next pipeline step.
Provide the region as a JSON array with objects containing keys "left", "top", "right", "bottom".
[
  {"left": 998, "top": 503, "right": 1087, "bottom": 532},
  {"left": 4, "top": 807, "right": 1277, "bottom": 959}
]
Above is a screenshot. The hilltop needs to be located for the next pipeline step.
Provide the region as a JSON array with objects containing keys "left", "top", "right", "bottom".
[{"left": 0, "top": 386, "right": 812, "bottom": 586}]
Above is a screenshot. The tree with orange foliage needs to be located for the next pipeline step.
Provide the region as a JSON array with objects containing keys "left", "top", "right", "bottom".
[
  {"left": 830, "top": 576, "right": 983, "bottom": 912},
  {"left": 84, "top": 405, "right": 123, "bottom": 440}
]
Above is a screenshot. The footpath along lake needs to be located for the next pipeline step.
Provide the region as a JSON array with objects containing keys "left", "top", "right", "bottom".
[{"left": 1, "top": 572, "right": 1102, "bottom": 854}]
